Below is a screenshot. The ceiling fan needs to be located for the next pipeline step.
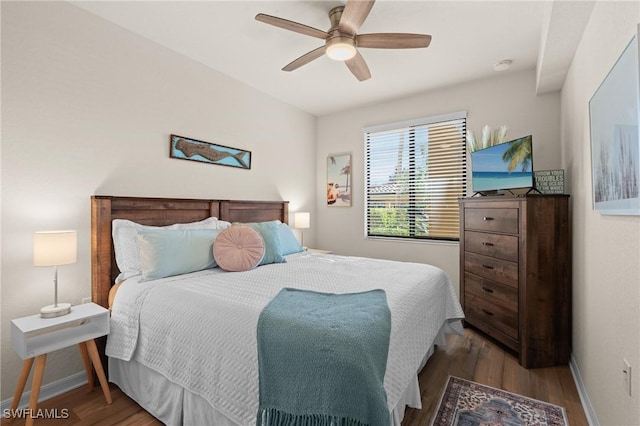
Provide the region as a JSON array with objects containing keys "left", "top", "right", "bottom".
[{"left": 255, "top": 0, "right": 431, "bottom": 81}]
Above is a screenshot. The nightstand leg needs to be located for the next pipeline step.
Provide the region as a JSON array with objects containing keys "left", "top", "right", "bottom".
[
  {"left": 78, "top": 342, "right": 95, "bottom": 388},
  {"left": 25, "top": 354, "right": 46, "bottom": 426},
  {"left": 8, "top": 358, "right": 34, "bottom": 421},
  {"left": 84, "top": 339, "right": 112, "bottom": 404}
]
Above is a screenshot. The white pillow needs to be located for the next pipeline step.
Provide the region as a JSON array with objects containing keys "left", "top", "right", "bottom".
[
  {"left": 217, "top": 220, "right": 232, "bottom": 230},
  {"left": 112, "top": 216, "right": 218, "bottom": 282},
  {"left": 137, "top": 228, "right": 221, "bottom": 281}
]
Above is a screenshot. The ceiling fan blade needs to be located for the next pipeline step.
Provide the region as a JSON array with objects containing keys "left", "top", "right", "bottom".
[
  {"left": 282, "top": 46, "right": 327, "bottom": 72},
  {"left": 338, "top": 0, "right": 375, "bottom": 35},
  {"left": 357, "top": 33, "right": 432, "bottom": 49},
  {"left": 255, "top": 13, "right": 328, "bottom": 40},
  {"left": 345, "top": 50, "right": 371, "bottom": 81}
]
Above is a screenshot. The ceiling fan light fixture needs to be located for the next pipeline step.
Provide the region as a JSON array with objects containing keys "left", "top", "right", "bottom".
[
  {"left": 256, "top": 0, "right": 432, "bottom": 80},
  {"left": 326, "top": 43, "right": 357, "bottom": 61},
  {"left": 326, "top": 36, "right": 356, "bottom": 61}
]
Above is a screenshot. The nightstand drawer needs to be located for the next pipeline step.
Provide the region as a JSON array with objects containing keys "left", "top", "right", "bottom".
[
  {"left": 464, "top": 252, "right": 518, "bottom": 288},
  {"left": 11, "top": 303, "right": 109, "bottom": 359},
  {"left": 465, "top": 231, "right": 518, "bottom": 262},
  {"left": 464, "top": 208, "right": 519, "bottom": 234},
  {"left": 465, "top": 273, "right": 517, "bottom": 312},
  {"left": 465, "top": 293, "right": 518, "bottom": 340}
]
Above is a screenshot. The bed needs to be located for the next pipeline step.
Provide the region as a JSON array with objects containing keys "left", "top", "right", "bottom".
[{"left": 91, "top": 195, "right": 464, "bottom": 426}]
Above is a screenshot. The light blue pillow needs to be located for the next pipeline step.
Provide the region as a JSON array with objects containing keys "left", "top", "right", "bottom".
[
  {"left": 136, "top": 228, "right": 221, "bottom": 281},
  {"left": 248, "top": 221, "right": 286, "bottom": 265},
  {"left": 278, "top": 223, "right": 303, "bottom": 255}
]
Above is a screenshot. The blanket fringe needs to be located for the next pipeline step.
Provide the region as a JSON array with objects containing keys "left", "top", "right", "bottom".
[{"left": 258, "top": 408, "right": 369, "bottom": 426}]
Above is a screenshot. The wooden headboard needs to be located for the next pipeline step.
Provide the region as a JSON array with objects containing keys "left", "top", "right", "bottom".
[{"left": 91, "top": 196, "right": 289, "bottom": 309}]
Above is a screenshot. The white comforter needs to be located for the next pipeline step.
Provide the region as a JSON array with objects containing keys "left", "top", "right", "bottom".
[{"left": 107, "top": 252, "right": 464, "bottom": 425}]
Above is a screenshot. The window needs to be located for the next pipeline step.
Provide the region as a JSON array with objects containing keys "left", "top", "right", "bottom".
[{"left": 365, "top": 111, "right": 467, "bottom": 241}]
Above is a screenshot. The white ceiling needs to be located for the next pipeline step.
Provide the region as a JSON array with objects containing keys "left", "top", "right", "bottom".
[{"left": 70, "top": 1, "right": 593, "bottom": 116}]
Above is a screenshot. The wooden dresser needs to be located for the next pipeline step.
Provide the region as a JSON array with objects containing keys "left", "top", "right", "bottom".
[{"left": 459, "top": 195, "right": 571, "bottom": 368}]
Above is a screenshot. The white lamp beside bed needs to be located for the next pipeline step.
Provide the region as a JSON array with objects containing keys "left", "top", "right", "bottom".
[
  {"left": 293, "top": 212, "right": 310, "bottom": 250},
  {"left": 34, "top": 230, "right": 77, "bottom": 318}
]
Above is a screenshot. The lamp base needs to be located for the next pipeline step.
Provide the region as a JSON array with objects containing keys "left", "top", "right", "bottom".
[{"left": 40, "top": 303, "right": 71, "bottom": 318}]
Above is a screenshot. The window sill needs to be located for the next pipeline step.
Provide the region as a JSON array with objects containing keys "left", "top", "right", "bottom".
[{"left": 364, "top": 236, "right": 459, "bottom": 246}]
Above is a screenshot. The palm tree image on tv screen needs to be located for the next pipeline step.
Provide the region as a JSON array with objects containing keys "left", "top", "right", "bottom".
[{"left": 471, "top": 135, "right": 533, "bottom": 193}]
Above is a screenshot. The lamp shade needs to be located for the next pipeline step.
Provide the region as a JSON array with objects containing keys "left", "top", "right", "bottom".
[
  {"left": 33, "top": 230, "right": 77, "bottom": 267},
  {"left": 294, "top": 212, "right": 310, "bottom": 229}
]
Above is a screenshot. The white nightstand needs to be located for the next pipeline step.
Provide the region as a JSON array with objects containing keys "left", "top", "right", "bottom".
[
  {"left": 9, "top": 303, "right": 111, "bottom": 425},
  {"left": 305, "top": 248, "right": 333, "bottom": 254}
]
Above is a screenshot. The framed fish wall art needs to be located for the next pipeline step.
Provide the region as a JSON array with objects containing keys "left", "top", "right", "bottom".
[{"left": 170, "top": 134, "right": 251, "bottom": 170}]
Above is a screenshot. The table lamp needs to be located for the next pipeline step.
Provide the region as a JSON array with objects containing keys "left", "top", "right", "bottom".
[
  {"left": 34, "top": 230, "right": 77, "bottom": 318},
  {"left": 293, "top": 212, "right": 310, "bottom": 249}
]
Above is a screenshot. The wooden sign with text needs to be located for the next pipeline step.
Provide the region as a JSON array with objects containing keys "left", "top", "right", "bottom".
[{"left": 534, "top": 170, "right": 565, "bottom": 194}]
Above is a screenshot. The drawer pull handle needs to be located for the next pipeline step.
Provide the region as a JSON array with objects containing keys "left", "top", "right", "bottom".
[
  {"left": 482, "top": 309, "right": 494, "bottom": 316},
  {"left": 482, "top": 265, "right": 494, "bottom": 270},
  {"left": 483, "top": 216, "right": 494, "bottom": 221},
  {"left": 482, "top": 286, "right": 494, "bottom": 293},
  {"left": 482, "top": 242, "right": 494, "bottom": 246}
]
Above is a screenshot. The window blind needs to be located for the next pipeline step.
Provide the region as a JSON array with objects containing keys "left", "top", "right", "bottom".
[{"left": 365, "top": 112, "right": 467, "bottom": 240}]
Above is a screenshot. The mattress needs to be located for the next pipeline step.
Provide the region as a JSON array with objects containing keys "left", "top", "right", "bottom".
[{"left": 107, "top": 252, "right": 464, "bottom": 425}]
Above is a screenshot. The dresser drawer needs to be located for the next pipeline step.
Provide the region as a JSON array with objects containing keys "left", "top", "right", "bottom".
[
  {"left": 465, "top": 208, "right": 519, "bottom": 234},
  {"left": 465, "top": 231, "right": 518, "bottom": 262},
  {"left": 465, "top": 293, "right": 518, "bottom": 340},
  {"left": 465, "top": 273, "right": 517, "bottom": 312},
  {"left": 464, "top": 252, "right": 518, "bottom": 288}
]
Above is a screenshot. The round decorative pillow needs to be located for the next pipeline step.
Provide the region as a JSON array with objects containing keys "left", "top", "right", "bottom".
[{"left": 213, "top": 225, "right": 265, "bottom": 272}]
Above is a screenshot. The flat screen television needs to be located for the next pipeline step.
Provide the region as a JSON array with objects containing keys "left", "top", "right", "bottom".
[{"left": 471, "top": 135, "right": 534, "bottom": 194}]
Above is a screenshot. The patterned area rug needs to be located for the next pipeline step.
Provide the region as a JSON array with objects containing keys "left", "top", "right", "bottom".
[{"left": 432, "top": 376, "right": 568, "bottom": 426}]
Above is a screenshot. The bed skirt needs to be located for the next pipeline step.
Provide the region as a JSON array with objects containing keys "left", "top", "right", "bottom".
[{"left": 109, "top": 328, "right": 445, "bottom": 426}]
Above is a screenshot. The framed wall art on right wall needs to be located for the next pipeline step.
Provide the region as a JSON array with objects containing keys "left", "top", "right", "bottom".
[
  {"left": 327, "top": 153, "right": 352, "bottom": 207},
  {"left": 588, "top": 25, "right": 640, "bottom": 216}
]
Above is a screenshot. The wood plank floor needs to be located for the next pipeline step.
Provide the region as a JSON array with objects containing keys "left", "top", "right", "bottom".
[
  {"left": 402, "top": 327, "right": 588, "bottom": 425},
  {"left": 2, "top": 327, "right": 588, "bottom": 425}
]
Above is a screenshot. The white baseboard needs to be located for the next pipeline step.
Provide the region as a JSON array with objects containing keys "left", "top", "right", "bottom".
[
  {"left": 1, "top": 371, "right": 87, "bottom": 412},
  {"left": 570, "top": 352, "right": 600, "bottom": 425}
]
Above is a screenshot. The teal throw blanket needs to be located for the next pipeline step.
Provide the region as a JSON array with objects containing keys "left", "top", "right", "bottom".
[{"left": 256, "top": 288, "right": 392, "bottom": 426}]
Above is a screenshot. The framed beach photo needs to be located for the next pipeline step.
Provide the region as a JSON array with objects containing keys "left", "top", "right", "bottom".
[
  {"left": 327, "top": 153, "right": 352, "bottom": 207},
  {"left": 588, "top": 28, "right": 640, "bottom": 215}
]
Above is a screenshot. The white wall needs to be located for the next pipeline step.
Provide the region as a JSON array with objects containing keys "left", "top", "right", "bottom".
[
  {"left": 316, "top": 70, "right": 561, "bottom": 292},
  {"left": 1, "top": 2, "right": 316, "bottom": 400},
  {"left": 561, "top": 2, "right": 640, "bottom": 424}
]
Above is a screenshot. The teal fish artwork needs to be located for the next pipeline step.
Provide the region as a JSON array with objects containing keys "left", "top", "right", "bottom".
[{"left": 170, "top": 134, "right": 251, "bottom": 169}]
